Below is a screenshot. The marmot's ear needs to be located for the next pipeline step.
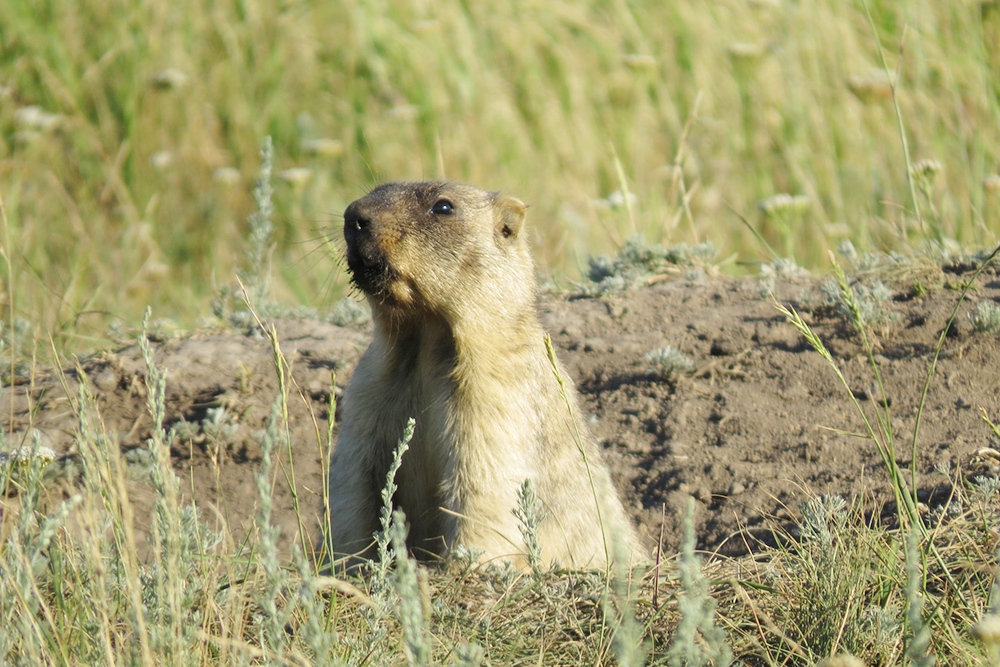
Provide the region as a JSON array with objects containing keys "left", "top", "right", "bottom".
[{"left": 494, "top": 194, "right": 526, "bottom": 240}]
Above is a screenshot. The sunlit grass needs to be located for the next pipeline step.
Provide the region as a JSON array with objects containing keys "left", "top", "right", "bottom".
[
  {"left": 3, "top": 3, "right": 1000, "bottom": 664},
  {"left": 3, "top": 315, "right": 999, "bottom": 665},
  {"left": 1, "top": 0, "right": 998, "bottom": 359}
]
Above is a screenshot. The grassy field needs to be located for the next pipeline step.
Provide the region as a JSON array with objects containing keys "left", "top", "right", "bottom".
[
  {"left": 3, "top": 292, "right": 1000, "bottom": 666},
  {"left": 1, "top": 0, "right": 999, "bottom": 358},
  {"left": 3, "top": 1, "right": 1000, "bottom": 665}
]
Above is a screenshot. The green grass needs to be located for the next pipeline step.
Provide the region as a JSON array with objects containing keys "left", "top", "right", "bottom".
[
  {"left": 2, "top": 0, "right": 1000, "bottom": 359},
  {"left": 4, "top": 1, "right": 1000, "bottom": 665},
  {"left": 5, "top": 352, "right": 999, "bottom": 666},
  {"left": 4, "top": 254, "right": 1000, "bottom": 665}
]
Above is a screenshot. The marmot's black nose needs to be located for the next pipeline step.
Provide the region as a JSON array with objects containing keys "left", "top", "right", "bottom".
[{"left": 343, "top": 206, "right": 371, "bottom": 245}]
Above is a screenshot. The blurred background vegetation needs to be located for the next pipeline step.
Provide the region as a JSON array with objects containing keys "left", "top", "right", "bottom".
[{"left": 1, "top": 0, "right": 999, "bottom": 358}]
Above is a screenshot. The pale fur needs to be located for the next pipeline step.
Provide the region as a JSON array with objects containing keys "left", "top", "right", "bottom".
[{"left": 327, "top": 182, "right": 643, "bottom": 569}]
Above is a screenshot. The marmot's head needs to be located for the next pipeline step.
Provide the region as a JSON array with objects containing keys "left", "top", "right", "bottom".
[{"left": 343, "top": 182, "right": 535, "bottom": 326}]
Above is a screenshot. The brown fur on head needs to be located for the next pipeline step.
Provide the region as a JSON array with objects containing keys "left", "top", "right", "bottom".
[
  {"left": 343, "top": 182, "right": 533, "bottom": 328},
  {"left": 329, "top": 181, "right": 645, "bottom": 570}
]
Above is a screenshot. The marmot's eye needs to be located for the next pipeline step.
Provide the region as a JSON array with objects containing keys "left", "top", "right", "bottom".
[{"left": 431, "top": 199, "right": 454, "bottom": 215}]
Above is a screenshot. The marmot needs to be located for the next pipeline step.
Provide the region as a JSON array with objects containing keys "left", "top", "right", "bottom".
[{"left": 327, "top": 181, "right": 643, "bottom": 569}]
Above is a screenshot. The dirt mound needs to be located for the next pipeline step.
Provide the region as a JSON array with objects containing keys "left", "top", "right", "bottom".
[{"left": 6, "top": 269, "right": 1000, "bottom": 558}]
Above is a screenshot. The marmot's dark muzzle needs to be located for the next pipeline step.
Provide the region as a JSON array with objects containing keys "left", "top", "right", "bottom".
[{"left": 344, "top": 202, "right": 395, "bottom": 296}]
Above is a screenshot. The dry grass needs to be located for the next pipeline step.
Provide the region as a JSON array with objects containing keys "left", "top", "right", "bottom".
[
  {"left": 3, "top": 1, "right": 1000, "bottom": 665},
  {"left": 3, "top": 274, "right": 1000, "bottom": 666},
  {"left": 2, "top": 0, "right": 999, "bottom": 360}
]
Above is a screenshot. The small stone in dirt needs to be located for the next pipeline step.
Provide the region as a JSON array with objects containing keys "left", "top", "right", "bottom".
[
  {"left": 710, "top": 338, "right": 735, "bottom": 356},
  {"left": 667, "top": 441, "right": 689, "bottom": 459},
  {"left": 639, "top": 397, "right": 659, "bottom": 419},
  {"left": 728, "top": 481, "right": 745, "bottom": 495},
  {"left": 679, "top": 483, "right": 712, "bottom": 503},
  {"left": 92, "top": 367, "right": 118, "bottom": 392}
]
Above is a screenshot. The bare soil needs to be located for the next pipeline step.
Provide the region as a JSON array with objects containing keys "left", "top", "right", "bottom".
[{"left": 6, "top": 267, "right": 1000, "bottom": 559}]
